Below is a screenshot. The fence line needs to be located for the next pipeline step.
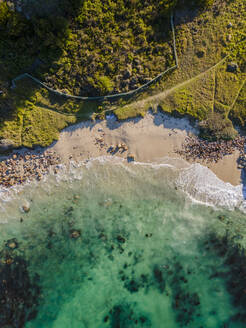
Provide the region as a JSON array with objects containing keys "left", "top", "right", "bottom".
[{"left": 11, "top": 14, "right": 178, "bottom": 101}]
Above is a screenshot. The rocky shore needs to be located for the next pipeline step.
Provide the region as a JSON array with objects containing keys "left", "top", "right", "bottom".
[
  {"left": 0, "top": 150, "right": 61, "bottom": 188},
  {"left": 177, "top": 136, "right": 245, "bottom": 164}
]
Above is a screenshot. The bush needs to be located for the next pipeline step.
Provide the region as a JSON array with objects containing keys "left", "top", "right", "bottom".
[
  {"left": 95, "top": 75, "right": 114, "bottom": 93},
  {"left": 199, "top": 113, "right": 238, "bottom": 140},
  {"left": 0, "top": 2, "right": 29, "bottom": 37},
  {"left": 178, "top": 0, "right": 215, "bottom": 10}
]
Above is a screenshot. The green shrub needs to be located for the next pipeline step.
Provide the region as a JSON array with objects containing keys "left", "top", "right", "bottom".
[
  {"left": 0, "top": 2, "right": 29, "bottom": 37},
  {"left": 199, "top": 113, "right": 238, "bottom": 140},
  {"left": 95, "top": 75, "right": 114, "bottom": 93}
]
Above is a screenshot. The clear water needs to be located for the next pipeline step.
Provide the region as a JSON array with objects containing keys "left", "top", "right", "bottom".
[{"left": 0, "top": 159, "right": 246, "bottom": 327}]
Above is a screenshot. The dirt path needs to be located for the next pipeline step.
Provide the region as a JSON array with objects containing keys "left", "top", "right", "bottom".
[{"left": 126, "top": 55, "right": 229, "bottom": 111}]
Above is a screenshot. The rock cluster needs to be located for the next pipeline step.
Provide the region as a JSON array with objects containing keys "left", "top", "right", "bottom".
[
  {"left": 177, "top": 136, "right": 245, "bottom": 163},
  {"left": 237, "top": 154, "right": 246, "bottom": 169},
  {"left": 108, "top": 143, "right": 128, "bottom": 154},
  {"left": 0, "top": 151, "right": 61, "bottom": 188}
]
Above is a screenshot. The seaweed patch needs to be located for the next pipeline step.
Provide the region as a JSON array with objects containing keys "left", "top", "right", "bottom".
[
  {"left": 105, "top": 303, "right": 151, "bottom": 328},
  {"left": 0, "top": 239, "right": 41, "bottom": 327}
]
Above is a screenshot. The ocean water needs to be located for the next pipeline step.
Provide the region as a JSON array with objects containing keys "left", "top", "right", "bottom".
[{"left": 0, "top": 158, "right": 246, "bottom": 328}]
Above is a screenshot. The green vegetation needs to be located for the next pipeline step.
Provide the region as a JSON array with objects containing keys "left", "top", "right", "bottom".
[
  {"left": 0, "top": 0, "right": 177, "bottom": 96},
  {"left": 230, "top": 83, "right": 246, "bottom": 126},
  {"left": 199, "top": 112, "right": 237, "bottom": 141},
  {"left": 115, "top": 0, "right": 246, "bottom": 141},
  {"left": 0, "top": 0, "right": 245, "bottom": 149}
]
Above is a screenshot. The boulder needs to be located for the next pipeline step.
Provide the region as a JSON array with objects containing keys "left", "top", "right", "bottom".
[
  {"left": 227, "top": 62, "right": 238, "bottom": 73},
  {"left": 22, "top": 204, "right": 30, "bottom": 213},
  {"left": 6, "top": 239, "right": 18, "bottom": 250},
  {"left": 117, "top": 235, "right": 126, "bottom": 243},
  {"left": 70, "top": 229, "right": 81, "bottom": 239},
  {"left": 127, "top": 154, "right": 135, "bottom": 162}
]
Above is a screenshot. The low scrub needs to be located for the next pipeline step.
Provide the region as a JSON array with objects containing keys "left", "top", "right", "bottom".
[{"left": 199, "top": 112, "right": 238, "bottom": 141}]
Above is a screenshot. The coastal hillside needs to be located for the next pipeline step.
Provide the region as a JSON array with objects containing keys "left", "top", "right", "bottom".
[{"left": 0, "top": 0, "right": 245, "bottom": 148}]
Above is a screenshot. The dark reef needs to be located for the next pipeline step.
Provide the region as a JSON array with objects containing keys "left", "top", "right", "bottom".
[{"left": 0, "top": 240, "right": 41, "bottom": 327}]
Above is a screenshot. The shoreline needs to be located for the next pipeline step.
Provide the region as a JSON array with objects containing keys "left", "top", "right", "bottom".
[
  {"left": 51, "top": 111, "right": 242, "bottom": 186},
  {"left": 0, "top": 111, "right": 243, "bottom": 188}
]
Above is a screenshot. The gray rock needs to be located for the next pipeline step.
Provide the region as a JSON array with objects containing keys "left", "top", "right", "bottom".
[
  {"left": 22, "top": 204, "right": 30, "bottom": 213},
  {"left": 70, "top": 229, "right": 81, "bottom": 239},
  {"left": 227, "top": 62, "right": 238, "bottom": 73},
  {"left": 127, "top": 153, "right": 135, "bottom": 162},
  {"left": 0, "top": 139, "right": 15, "bottom": 151}
]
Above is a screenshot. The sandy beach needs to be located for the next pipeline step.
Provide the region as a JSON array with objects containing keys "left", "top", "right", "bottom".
[
  {"left": 0, "top": 111, "right": 242, "bottom": 189},
  {"left": 51, "top": 111, "right": 241, "bottom": 186}
]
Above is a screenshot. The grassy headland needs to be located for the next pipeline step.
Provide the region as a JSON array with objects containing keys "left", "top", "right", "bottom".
[{"left": 0, "top": 0, "right": 245, "bottom": 148}]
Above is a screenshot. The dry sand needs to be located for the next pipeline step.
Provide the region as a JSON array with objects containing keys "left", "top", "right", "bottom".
[{"left": 51, "top": 111, "right": 241, "bottom": 186}]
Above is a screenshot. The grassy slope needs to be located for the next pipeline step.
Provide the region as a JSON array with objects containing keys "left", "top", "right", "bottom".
[
  {"left": 0, "top": 0, "right": 245, "bottom": 148},
  {"left": 115, "top": 0, "right": 246, "bottom": 126}
]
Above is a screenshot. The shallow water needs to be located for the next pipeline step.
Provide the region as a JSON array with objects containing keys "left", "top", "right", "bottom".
[{"left": 0, "top": 159, "right": 246, "bottom": 327}]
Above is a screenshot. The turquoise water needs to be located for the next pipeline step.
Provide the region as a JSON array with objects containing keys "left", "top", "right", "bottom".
[{"left": 0, "top": 160, "right": 246, "bottom": 327}]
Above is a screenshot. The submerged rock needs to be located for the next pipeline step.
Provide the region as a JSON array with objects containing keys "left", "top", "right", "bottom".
[
  {"left": 153, "top": 265, "right": 165, "bottom": 293},
  {"left": 22, "top": 204, "right": 30, "bottom": 213},
  {"left": 70, "top": 229, "right": 81, "bottom": 239},
  {"left": 6, "top": 238, "right": 18, "bottom": 250},
  {"left": 117, "top": 235, "right": 126, "bottom": 244},
  {"left": 204, "top": 232, "right": 246, "bottom": 324},
  {"left": 107, "top": 303, "right": 150, "bottom": 327}
]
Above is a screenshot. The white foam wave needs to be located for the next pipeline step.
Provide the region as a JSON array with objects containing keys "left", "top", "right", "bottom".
[
  {"left": 0, "top": 156, "right": 245, "bottom": 214},
  {"left": 176, "top": 163, "right": 244, "bottom": 211}
]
